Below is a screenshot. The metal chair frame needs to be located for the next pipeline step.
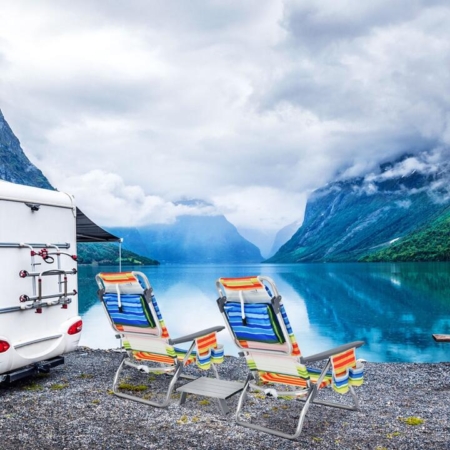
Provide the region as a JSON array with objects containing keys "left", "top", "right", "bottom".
[
  {"left": 217, "top": 275, "right": 364, "bottom": 440},
  {"left": 97, "top": 271, "right": 223, "bottom": 408}
]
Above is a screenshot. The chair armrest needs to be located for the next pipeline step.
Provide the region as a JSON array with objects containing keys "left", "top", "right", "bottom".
[
  {"left": 168, "top": 326, "right": 225, "bottom": 346},
  {"left": 299, "top": 341, "right": 365, "bottom": 364}
]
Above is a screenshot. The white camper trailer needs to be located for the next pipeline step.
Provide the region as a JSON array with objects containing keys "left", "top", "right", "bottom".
[{"left": 0, "top": 181, "right": 82, "bottom": 383}]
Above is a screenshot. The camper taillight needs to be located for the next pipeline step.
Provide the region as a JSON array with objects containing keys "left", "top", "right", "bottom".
[
  {"left": 0, "top": 340, "right": 10, "bottom": 353},
  {"left": 68, "top": 320, "right": 83, "bottom": 335}
]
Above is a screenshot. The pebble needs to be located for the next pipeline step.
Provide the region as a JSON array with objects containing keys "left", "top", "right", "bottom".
[{"left": 0, "top": 348, "right": 449, "bottom": 449}]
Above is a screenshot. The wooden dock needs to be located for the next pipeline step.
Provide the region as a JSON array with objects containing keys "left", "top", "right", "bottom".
[{"left": 432, "top": 334, "right": 450, "bottom": 342}]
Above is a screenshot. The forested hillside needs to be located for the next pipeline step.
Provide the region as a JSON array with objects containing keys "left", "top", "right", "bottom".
[
  {"left": 77, "top": 243, "right": 159, "bottom": 265},
  {"left": 361, "top": 207, "right": 450, "bottom": 262}
]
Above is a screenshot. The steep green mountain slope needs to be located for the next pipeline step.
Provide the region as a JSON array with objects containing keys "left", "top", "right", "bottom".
[
  {"left": 361, "top": 207, "right": 450, "bottom": 262},
  {"left": 268, "top": 156, "right": 450, "bottom": 263},
  {"left": 109, "top": 214, "right": 263, "bottom": 264},
  {"left": 269, "top": 219, "right": 303, "bottom": 257}
]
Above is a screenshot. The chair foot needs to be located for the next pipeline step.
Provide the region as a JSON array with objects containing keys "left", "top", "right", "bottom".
[
  {"left": 112, "top": 355, "right": 183, "bottom": 408},
  {"left": 235, "top": 377, "right": 314, "bottom": 440},
  {"left": 299, "top": 385, "right": 360, "bottom": 411},
  {"left": 235, "top": 376, "right": 361, "bottom": 440}
]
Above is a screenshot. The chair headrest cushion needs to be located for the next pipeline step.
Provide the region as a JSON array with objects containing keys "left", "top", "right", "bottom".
[
  {"left": 98, "top": 272, "right": 145, "bottom": 294},
  {"left": 219, "top": 276, "right": 272, "bottom": 303}
]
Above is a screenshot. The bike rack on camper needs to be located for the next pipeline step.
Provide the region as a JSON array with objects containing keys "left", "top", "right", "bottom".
[{"left": 0, "top": 181, "right": 83, "bottom": 384}]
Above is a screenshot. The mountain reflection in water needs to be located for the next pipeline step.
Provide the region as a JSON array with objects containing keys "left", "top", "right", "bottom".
[{"left": 77, "top": 262, "right": 450, "bottom": 362}]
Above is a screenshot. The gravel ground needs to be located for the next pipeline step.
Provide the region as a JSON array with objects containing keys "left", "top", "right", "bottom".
[{"left": 1, "top": 348, "right": 449, "bottom": 450}]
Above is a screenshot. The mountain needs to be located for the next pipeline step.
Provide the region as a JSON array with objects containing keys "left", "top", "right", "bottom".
[
  {"left": 269, "top": 219, "right": 303, "bottom": 257},
  {"left": 109, "top": 214, "right": 263, "bottom": 264},
  {"left": 237, "top": 227, "right": 275, "bottom": 259},
  {"left": 361, "top": 206, "right": 450, "bottom": 262},
  {"left": 268, "top": 154, "right": 450, "bottom": 263},
  {"left": 0, "top": 110, "right": 260, "bottom": 264},
  {"left": 0, "top": 110, "right": 156, "bottom": 265},
  {"left": 0, "top": 110, "right": 54, "bottom": 189},
  {"left": 77, "top": 242, "right": 159, "bottom": 265}
]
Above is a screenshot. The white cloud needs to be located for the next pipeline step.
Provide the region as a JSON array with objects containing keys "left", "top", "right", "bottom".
[
  {"left": 64, "top": 170, "right": 218, "bottom": 227},
  {"left": 1, "top": 1, "right": 450, "bottom": 241},
  {"left": 365, "top": 156, "right": 432, "bottom": 182},
  {"left": 213, "top": 186, "right": 307, "bottom": 232}
]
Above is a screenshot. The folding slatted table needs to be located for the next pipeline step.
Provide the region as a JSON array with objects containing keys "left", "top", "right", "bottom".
[{"left": 177, "top": 377, "right": 245, "bottom": 415}]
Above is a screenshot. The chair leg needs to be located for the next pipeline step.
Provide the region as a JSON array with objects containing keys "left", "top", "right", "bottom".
[
  {"left": 112, "top": 353, "right": 127, "bottom": 394},
  {"left": 235, "top": 373, "right": 253, "bottom": 421},
  {"left": 349, "top": 386, "right": 360, "bottom": 411},
  {"left": 235, "top": 373, "right": 315, "bottom": 440},
  {"left": 211, "top": 363, "right": 220, "bottom": 379},
  {"left": 299, "top": 385, "right": 360, "bottom": 412},
  {"left": 112, "top": 354, "right": 184, "bottom": 408},
  {"left": 234, "top": 361, "right": 361, "bottom": 440},
  {"left": 296, "top": 359, "right": 361, "bottom": 412}
]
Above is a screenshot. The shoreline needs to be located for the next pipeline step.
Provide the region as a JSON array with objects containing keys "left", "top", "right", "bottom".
[{"left": 1, "top": 348, "right": 449, "bottom": 449}]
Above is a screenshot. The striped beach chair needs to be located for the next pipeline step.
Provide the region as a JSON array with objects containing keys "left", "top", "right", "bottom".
[
  {"left": 96, "top": 271, "right": 224, "bottom": 408},
  {"left": 216, "top": 275, "right": 365, "bottom": 440}
]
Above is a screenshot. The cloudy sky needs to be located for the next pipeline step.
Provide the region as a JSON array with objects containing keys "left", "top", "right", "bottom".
[{"left": 1, "top": 0, "right": 450, "bottom": 251}]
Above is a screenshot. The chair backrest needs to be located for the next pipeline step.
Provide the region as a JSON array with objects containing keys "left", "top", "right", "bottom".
[
  {"left": 96, "top": 271, "right": 168, "bottom": 337},
  {"left": 96, "top": 271, "right": 178, "bottom": 364},
  {"left": 97, "top": 271, "right": 224, "bottom": 369},
  {"left": 217, "top": 276, "right": 364, "bottom": 392},
  {"left": 216, "top": 276, "right": 301, "bottom": 357}
]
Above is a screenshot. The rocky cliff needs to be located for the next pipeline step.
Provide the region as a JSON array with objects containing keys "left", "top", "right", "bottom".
[
  {"left": 268, "top": 154, "right": 450, "bottom": 262},
  {"left": 0, "top": 110, "right": 53, "bottom": 190}
]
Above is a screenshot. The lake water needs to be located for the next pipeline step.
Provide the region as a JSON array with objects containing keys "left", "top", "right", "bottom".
[{"left": 77, "top": 262, "right": 450, "bottom": 363}]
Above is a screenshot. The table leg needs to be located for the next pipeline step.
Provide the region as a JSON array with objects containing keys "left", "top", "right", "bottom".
[{"left": 179, "top": 392, "right": 188, "bottom": 406}]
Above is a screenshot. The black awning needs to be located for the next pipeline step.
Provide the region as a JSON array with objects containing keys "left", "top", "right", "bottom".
[{"left": 76, "top": 208, "right": 120, "bottom": 242}]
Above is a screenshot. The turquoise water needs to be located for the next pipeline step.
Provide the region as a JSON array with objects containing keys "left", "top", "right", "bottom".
[{"left": 78, "top": 262, "right": 450, "bottom": 362}]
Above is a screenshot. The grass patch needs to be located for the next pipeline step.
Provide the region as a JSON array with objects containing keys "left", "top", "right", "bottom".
[
  {"left": 78, "top": 373, "right": 94, "bottom": 379},
  {"left": 23, "top": 382, "right": 43, "bottom": 391},
  {"left": 177, "top": 415, "right": 189, "bottom": 425},
  {"left": 118, "top": 382, "right": 148, "bottom": 392},
  {"left": 399, "top": 416, "right": 424, "bottom": 426},
  {"left": 387, "top": 431, "right": 401, "bottom": 438},
  {"left": 253, "top": 392, "right": 266, "bottom": 399},
  {"left": 50, "top": 383, "right": 69, "bottom": 390},
  {"left": 198, "top": 399, "right": 210, "bottom": 406}
]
